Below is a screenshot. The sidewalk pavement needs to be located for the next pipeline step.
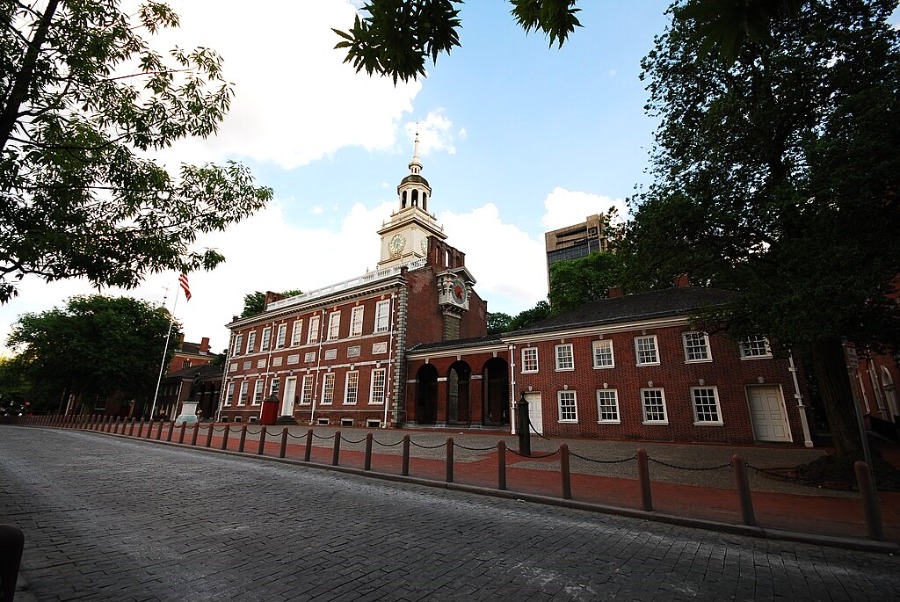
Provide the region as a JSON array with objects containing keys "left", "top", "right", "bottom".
[{"left": 18, "top": 421, "right": 900, "bottom": 553}]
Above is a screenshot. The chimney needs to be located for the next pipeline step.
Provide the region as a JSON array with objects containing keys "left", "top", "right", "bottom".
[
  {"left": 200, "top": 337, "right": 210, "bottom": 354},
  {"left": 608, "top": 286, "right": 624, "bottom": 298},
  {"left": 675, "top": 274, "right": 691, "bottom": 288}
]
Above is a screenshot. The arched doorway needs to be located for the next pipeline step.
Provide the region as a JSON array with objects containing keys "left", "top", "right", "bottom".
[
  {"left": 482, "top": 358, "right": 509, "bottom": 427},
  {"left": 447, "top": 361, "right": 471, "bottom": 424},
  {"left": 416, "top": 364, "right": 438, "bottom": 424}
]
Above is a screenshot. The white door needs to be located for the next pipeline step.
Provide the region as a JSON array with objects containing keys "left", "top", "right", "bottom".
[
  {"left": 746, "top": 385, "right": 791, "bottom": 442},
  {"left": 281, "top": 377, "right": 297, "bottom": 416},
  {"left": 524, "top": 391, "right": 543, "bottom": 435}
]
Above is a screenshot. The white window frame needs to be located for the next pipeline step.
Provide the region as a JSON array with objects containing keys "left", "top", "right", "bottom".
[
  {"left": 521, "top": 347, "right": 539, "bottom": 373},
  {"left": 641, "top": 388, "right": 668, "bottom": 424},
  {"left": 252, "top": 380, "right": 264, "bottom": 405},
  {"left": 374, "top": 300, "right": 391, "bottom": 333},
  {"left": 322, "top": 373, "right": 335, "bottom": 405},
  {"left": 238, "top": 381, "right": 248, "bottom": 406},
  {"left": 307, "top": 315, "right": 320, "bottom": 344},
  {"left": 350, "top": 306, "right": 364, "bottom": 337},
  {"left": 596, "top": 389, "right": 620, "bottom": 423},
  {"left": 635, "top": 335, "right": 659, "bottom": 366},
  {"left": 370, "top": 368, "right": 386, "bottom": 405},
  {"left": 345, "top": 371, "right": 359, "bottom": 405},
  {"left": 691, "top": 386, "right": 723, "bottom": 425},
  {"left": 592, "top": 339, "right": 614, "bottom": 369},
  {"left": 555, "top": 343, "right": 574, "bottom": 371},
  {"left": 233, "top": 334, "right": 243, "bottom": 356},
  {"left": 739, "top": 336, "right": 772, "bottom": 359},
  {"left": 557, "top": 390, "right": 578, "bottom": 423},
  {"left": 299, "top": 375, "right": 314, "bottom": 405},
  {"left": 276, "top": 324, "right": 287, "bottom": 349},
  {"left": 246, "top": 331, "right": 256, "bottom": 354},
  {"left": 225, "top": 382, "right": 234, "bottom": 406},
  {"left": 269, "top": 377, "right": 280, "bottom": 397},
  {"left": 683, "top": 331, "right": 711, "bottom": 363},
  {"left": 260, "top": 327, "right": 271, "bottom": 352},
  {"left": 327, "top": 311, "right": 341, "bottom": 341},
  {"left": 291, "top": 320, "right": 302, "bottom": 347}
]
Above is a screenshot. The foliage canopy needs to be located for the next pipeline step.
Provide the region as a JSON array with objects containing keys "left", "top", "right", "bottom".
[{"left": 0, "top": 0, "right": 272, "bottom": 302}]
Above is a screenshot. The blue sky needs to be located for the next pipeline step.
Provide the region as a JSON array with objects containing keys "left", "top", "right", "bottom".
[{"left": 0, "top": 0, "right": 682, "bottom": 354}]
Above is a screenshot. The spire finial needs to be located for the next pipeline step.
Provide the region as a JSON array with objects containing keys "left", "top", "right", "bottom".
[{"left": 413, "top": 128, "right": 420, "bottom": 161}]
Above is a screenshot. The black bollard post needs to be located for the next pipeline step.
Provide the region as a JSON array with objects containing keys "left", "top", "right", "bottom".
[
  {"left": 332, "top": 431, "right": 342, "bottom": 466},
  {"left": 402, "top": 435, "right": 411, "bottom": 476},
  {"left": 0, "top": 525, "right": 24, "bottom": 602},
  {"left": 854, "top": 461, "right": 884, "bottom": 541},
  {"left": 238, "top": 425, "right": 247, "bottom": 453},
  {"left": 446, "top": 438, "right": 454, "bottom": 483},
  {"left": 279, "top": 428, "right": 288, "bottom": 458},
  {"left": 364, "top": 433, "right": 373, "bottom": 471},
  {"left": 516, "top": 392, "right": 531, "bottom": 457},
  {"left": 731, "top": 455, "right": 756, "bottom": 526},
  {"left": 257, "top": 426, "right": 267, "bottom": 455},
  {"left": 498, "top": 440, "right": 507, "bottom": 491},
  {"left": 205, "top": 423, "right": 214, "bottom": 448},
  {"left": 304, "top": 429, "right": 313, "bottom": 462},
  {"left": 637, "top": 448, "right": 653, "bottom": 511},
  {"left": 221, "top": 425, "right": 230, "bottom": 451},
  {"left": 560, "top": 444, "right": 572, "bottom": 500}
]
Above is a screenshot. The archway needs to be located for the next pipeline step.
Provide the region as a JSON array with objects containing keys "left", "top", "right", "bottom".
[
  {"left": 415, "top": 364, "right": 438, "bottom": 425},
  {"left": 482, "top": 357, "right": 510, "bottom": 426},
  {"left": 447, "top": 361, "right": 471, "bottom": 424}
]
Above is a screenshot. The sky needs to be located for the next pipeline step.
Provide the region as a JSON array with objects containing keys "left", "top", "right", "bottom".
[{"left": 1, "top": 0, "right": 678, "bottom": 355}]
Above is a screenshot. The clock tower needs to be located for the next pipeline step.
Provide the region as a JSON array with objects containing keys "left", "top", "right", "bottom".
[{"left": 377, "top": 133, "right": 447, "bottom": 268}]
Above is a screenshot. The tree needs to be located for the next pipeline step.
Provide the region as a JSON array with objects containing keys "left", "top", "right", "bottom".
[
  {"left": 240, "top": 289, "right": 304, "bottom": 318},
  {"left": 333, "top": 0, "right": 807, "bottom": 83},
  {"left": 7, "top": 295, "right": 177, "bottom": 414},
  {"left": 507, "top": 300, "right": 552, "bottom": 332},
  {"left": 0, "top": 1, "right": 272, "bottom": 303},
  {"left": 548, "top": 251, "right": 624, "bottom": 314},
  {"left": 486, "top": 312, "right": 513, "bottom": 334},
  {"left": 626, "top": 0, "right": 900, "bottom": 471}
]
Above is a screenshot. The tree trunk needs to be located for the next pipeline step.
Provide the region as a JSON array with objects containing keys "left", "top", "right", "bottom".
[{"left": 808, "top": 337, "right": 864, "bottom": 459}]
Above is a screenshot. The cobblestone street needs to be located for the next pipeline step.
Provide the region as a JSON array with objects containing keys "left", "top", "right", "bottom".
[{"left": 2, "top": 427, "right": 899, "bottom": 601}]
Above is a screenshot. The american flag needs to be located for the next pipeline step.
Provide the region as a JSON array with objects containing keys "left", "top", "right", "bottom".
[{"left": 179, "top": 273, "right": 192, "bottom": 301}]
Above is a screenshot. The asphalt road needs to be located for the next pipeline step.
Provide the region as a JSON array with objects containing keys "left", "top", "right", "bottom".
[{"left": 1, "top": 427, "right": 898, "bottom": 601}]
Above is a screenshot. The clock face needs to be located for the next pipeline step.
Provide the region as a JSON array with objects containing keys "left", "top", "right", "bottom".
[
  {"left": 452, "top": 277, "right": 467, "bottom": 304},
  {"left": 389, "top": 234, "right": 406, "bottom": 257}
]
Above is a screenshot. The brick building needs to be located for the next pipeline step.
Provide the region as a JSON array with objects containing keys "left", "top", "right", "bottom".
[
  {"left": 220, "top": 138, "right": 487, "bottom": 426},
  {"left": 406, "top": 284, "right": 813, "bottom": 446},
  {"left": 166, "top": 335, "right": 213, "bottom": 373}
]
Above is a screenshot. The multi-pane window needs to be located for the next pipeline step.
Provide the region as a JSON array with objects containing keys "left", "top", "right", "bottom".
[
  {"left": 557, "top": 391, "right": 578, "bottom": 422},
  {"left": 374, "top": 300, "right": 391, "bottom": 333},
  {"left": 269, "top": 378, "right": 279, "bottom": 397},
  {"left": 641, "top": 388, "right": 668, "bottom": 423},
  {"left": 345, "top": 371, "right": 359, "bottom": 405},
  {"left": 683, "top": 332, "right": 711, "bottom": 362},
  {"left": 307, "top": 315, "right": 320, "bottom": 344},
  {"left": 260, "top": 327, "right": 271, "bottom": 351},
  {"left": 739, "top": 336, "right": 772, "bottom": 358},
  {"left": 246, "top": 331, "right": 257, "bottom": 354},
  {"left": 299, "top": 375, "right": 314, "bottom": 405},
  {"left": 322, "top": 373, "right": 335, "bottom": 405},
  {"left": 252, "top": 380, "right": 264, "bottom": 405},
  {"left": 276, "top": 324, "right": 287, "bottom": 349},
  {"left": 370, "top": 368, "right": 386, "bottom": 405},
  {"left": 350, "top": 306, "right": 364, "bottom": 337},
  {"left": 225, "top": 382, "right": 234, "bottom": 406},
  {"left": 555, "top": 344, "right": 574, "bottom": 371},
  {"left": 233, "top": 334, "right": 243, "bottom": 356},
  {"left": 291, "top": 320, "right": 302, "bottom": 346},
  {"left": 238, "top": 381, "right": 248, "bottom": 405},
  {"left": 691, "top": 387, "right": 722, "bottom": 424},
  {"left": 635, "top": 335, "right": 659, "bottom": 365},
  {"left": 596, "top": 390, "right": 620, "bottom": 423},
  {"left": 521, "top": 347, "right": 539, "bottom": 373},
  {"left": 327, "top": 311, "right": 341, "bottom": 341},
  {"left": 592, "top": 339, "right": 614, "bottom": 368}
]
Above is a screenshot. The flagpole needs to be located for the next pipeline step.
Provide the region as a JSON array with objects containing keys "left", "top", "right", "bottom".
[{"left": 150, "top": 286, "right": 180, "bottom": 420}]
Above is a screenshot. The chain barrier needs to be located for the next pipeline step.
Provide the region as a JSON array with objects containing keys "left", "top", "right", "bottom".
[
  {"left": 409, "top": 440, "right": 446, "bottom": 450},
  {"left": 286, "top": 431, "right": 307, "bottom": 440},
  {"left": 244, "top": 427, "right": 262, "bottom": 435},
  {"left": 453, "top": 442, "right": 497, "bottom": 452},
  {"left": 745, "top": 463, "right": 805, "bottom": 483},
  {"left": 647, "top": 457, "right": 732, "bottom": 471},
  {"left": 570, "top": 451, "right": 638, "bottom": 465},
  {"left": 340, "top": 434, "right": 368, "bottom": 445},
  {"left": 212, "top": 426, "right": 227, "bottom": 433},
  {"left": 312, "top": 432, "right": 335, "bottom": 440},
  {"left": 507, "top": 448, "right": 559, "bottom": 459},
  {"left": 372, "top": 438, "right": 404, "bottom": 448},
  {"left": 527, "top": 417, "right": 552, "bottom": 441}
]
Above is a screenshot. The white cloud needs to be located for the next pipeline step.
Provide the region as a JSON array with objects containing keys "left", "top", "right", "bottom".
[
  {"left": 441, "top": 204, "right": 547, "bottom": 314},
  {"left": 152, "top": 0, "right": 422, "bottom": 169},
  {"left": 403, "top": 109, "right": 458, "bottom": 156},
  {"left": 541, "top": 187, "right": 629, "bottom": 230}
]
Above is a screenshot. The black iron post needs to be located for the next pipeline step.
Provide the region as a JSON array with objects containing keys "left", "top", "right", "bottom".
[{"left": 517, "top": 392, "right": 531, "bottom": 457}]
